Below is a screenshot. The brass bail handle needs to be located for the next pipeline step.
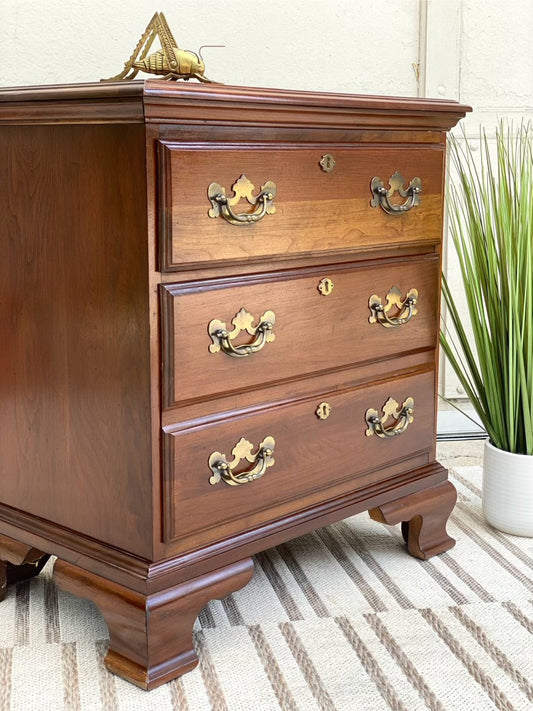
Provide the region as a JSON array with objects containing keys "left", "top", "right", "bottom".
[
  {"left": 208, "top": 436, "right": 276, "bottom": 486},
  {"left": 208, "top": 174, "right": 277, "bottom": 225},
  {"left": 370, "top": 171, "right": 422, "bottom": 215},
  {"left": 365, "top": 397, "right": 415, "bottom": 438},
  {"left": 208, "top": 308, "right": 276, "bottom": 358},
  {"left": 368, "top": 287, "right": 418, "bottom": 328}
]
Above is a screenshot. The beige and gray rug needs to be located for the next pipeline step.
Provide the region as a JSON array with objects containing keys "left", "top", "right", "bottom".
[{"left": 1, "top": 455, "right": 533, "bottom": 710}]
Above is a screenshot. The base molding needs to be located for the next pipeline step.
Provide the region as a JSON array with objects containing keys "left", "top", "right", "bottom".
[
  {"left": 1, "top": 466, "right": 456, "bottom": 687},
  {"left": 0, "top": 462, "right": 448, "bottom": 594}
]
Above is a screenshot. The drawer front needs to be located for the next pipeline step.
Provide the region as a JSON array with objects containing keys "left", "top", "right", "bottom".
[
  {"left": 161, "top": 256, "right": 439, "bottom": 407},
  {"left": 163, "top": 369, "right": 435, "bottom": 548},
  {"left": 158, "top": 143, "right": 444, "bottom": 270}
]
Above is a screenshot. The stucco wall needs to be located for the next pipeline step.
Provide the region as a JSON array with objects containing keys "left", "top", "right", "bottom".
[
  {"left": 0, "top": 0, "right": 420, "bottom": 95},
  {"left": 437, "top": 0, "right": 533, "bottom": 398},
  {"left": 3, "top": 2, "right": 529, "bottom": 115}
]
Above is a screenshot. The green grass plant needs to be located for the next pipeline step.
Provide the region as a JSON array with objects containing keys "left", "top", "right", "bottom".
[{"left": 441, "top": 122, "right": 533, "bottom": 455}]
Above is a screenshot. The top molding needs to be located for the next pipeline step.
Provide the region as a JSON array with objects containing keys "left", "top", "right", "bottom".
[{"left": 0, "top": 79, "right": 471, "bottom": 130}]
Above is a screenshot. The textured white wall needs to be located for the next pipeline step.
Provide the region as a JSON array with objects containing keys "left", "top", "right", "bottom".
[
  {"left": 460, "top": 0, "right": 533, "bottom": 128},
  {"left": 0, "top": 0, "right": 421, "bottom": 95},
  {"left": 435, "top": 0, "right": 533, "bottom": 398}
]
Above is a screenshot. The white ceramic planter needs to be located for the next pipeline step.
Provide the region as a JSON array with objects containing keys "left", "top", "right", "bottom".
[{"left": 482, "top": 440, "right": 533, "bottom": 536}]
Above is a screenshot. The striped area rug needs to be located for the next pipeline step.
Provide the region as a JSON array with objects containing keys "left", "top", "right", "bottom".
[{"left": 1, "top": 464, "right": 533, "bottom": 711}]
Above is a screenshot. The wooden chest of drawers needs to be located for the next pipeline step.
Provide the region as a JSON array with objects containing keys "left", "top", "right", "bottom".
[{"left": 0, "top": 81, "right": 469, "bottom": 689}]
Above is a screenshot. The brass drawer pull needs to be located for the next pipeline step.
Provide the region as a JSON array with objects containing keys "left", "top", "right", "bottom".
[
  {"left": 370, "top": 171, "right": 422, "bottom": 214},
  {"left": 368, "top": 286, "right": 418, "bottom": 328},
  {"left": 365, "top": 397, "right": 414, "bottom": 438},
  {"left": 208, "top": 307, "right": 275, "bottom": 358},
  {"left": 209, "top": 436, "right": 276, "bottom": 486},
  {"left": 208, "top": 174, "right": 277, "bottom": 225}
]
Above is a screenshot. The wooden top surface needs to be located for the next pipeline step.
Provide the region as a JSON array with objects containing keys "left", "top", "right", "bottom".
[{"left": 0, "top": 80, "right": 471, "bottom": 128}]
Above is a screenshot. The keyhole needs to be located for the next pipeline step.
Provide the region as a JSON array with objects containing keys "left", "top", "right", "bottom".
[
  {"left": 318, "top": 278, "right": 334, "bottom": 296},
  {"left": 315, "top": 402, "right": 332, "bottom": 420},
  {"left": 319, "top": 154, "right": 336, "bottom": 172}
]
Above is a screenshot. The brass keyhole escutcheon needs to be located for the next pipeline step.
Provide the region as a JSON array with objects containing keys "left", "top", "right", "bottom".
[
  {"left": 318, "top": 277, "right": 334, "bottom": 296},
  {"left": 319, "top": 154, "right": 336, "bottom": 172},
  {"left": 316, "top": 402, "right": 332, "bottom": 420}
]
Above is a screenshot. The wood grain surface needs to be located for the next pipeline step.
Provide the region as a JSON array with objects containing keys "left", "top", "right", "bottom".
[
  {"left": 159, "top": 144, "right": 445, "bottom": 270},
  {"left": 0, "top": 123, "right": 153, "bottom": 557},
  {"left": 161, "top": 255, "right": 440, "bottom": 407},
  {"left": 164, "top": 368, "right": 436, "bottom": 549}
]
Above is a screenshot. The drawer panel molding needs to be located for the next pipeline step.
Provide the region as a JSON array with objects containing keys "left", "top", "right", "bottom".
[
  {"left": 163, "top": 369, "right": 436, "bottom": 547},
  {"left": 160, "top": 256, "right": 439, "bottom": 407},
  {"left": 158, "top": 143, "right": 444, "bottom": 271}
]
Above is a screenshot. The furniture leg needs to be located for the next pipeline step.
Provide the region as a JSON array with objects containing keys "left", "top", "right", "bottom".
[
  {"left": 0, "top": 533, "right": 50, "bottom": 601},
  {"left": 369, "top": 481, "right": 457, "bottom": 560},
  {"left": 53, "top": 556, "right": 254, "bottom": 690}
]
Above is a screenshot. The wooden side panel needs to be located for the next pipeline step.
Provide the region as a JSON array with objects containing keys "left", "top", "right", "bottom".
[
  {"left": 0, "top": 124, "right": 153, "bottom": 558},
  {"left": 159, "top": 144, "right": 445, "bottom": 270}
]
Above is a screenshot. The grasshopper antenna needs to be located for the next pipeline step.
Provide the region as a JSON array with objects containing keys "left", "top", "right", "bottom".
[{"left": 198, "top": 45, "right": 225, "bottom": 61}]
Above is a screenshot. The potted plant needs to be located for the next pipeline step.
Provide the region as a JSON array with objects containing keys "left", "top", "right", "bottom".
[{"left": 440, "top": 121, "right": 533, "bottom": 536}]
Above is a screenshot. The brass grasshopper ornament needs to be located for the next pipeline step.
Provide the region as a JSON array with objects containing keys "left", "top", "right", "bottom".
[{"left": 103, "top": 12, "right": 219, "bottom": 83}]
